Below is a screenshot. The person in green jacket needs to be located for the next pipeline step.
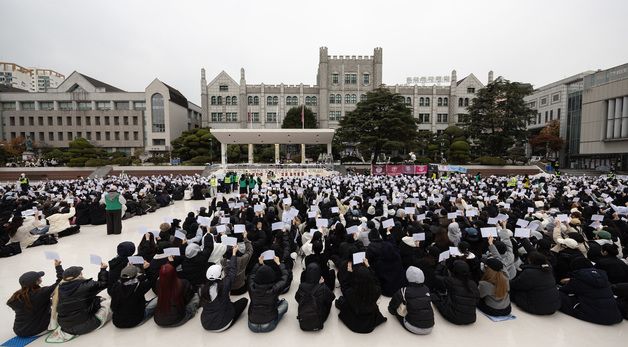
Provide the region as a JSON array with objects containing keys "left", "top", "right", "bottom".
[
  {"left": 239, "top": 174, "right": 248, "bottom": 195},
  {"left": 249, "top": 175, "right": 257, "bottom": 192},
  {"left": 231, "top": 173, "right": 238, "bottom": 193},
  {"left": 100, "top": 185, "right": 125, "bottom": 235}
]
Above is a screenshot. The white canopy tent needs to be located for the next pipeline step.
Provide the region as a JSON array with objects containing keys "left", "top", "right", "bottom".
[{"left": 210, "top": 129, "right": 335, "bottom": 165}]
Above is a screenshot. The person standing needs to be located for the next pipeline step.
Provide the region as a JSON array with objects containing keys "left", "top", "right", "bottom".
[
  {"left": 100, "top": 185, "right": 125, "bottom": 235},
  {"left": 18, "top": 173, "right": 29, "bottom": 193},
  {"left": 209, "top": 175, "right": 218, "bottom": 197}
]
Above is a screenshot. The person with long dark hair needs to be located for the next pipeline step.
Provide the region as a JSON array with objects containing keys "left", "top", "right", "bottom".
[
  {"left": 153, "top": 263, "right": 199, "bottom": 327},
  {"left": 431, "top": 260, "right": 480, "bottom": 325},
  {"left": 7, "top": 260, "right": 64, "bottom": 337},
  {"left": 200, "top": 247, "right": 249, "bottom": 332},
  {"left": 336, "top": 259, "right": 387, "bottom": 333},
  {"left": 510, "top": 251, "right": 560, "bottom": 315}
]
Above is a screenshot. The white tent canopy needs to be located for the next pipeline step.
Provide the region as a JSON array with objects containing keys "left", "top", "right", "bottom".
[{"left": 210, "top": 129, "right": 335, "bottom": 165}]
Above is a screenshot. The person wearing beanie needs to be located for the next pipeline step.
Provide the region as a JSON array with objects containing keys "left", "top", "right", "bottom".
[
  {"left": 7, "top": 260, "right": 64, "bottom": 337},
  {"left": 48, "top": 262, "right": 110, "bottom": 340},
  {"left": 431, "top": 260, "right": 480, "bottom": 325},
  {"left": 388, "top": 266, "right": 434, "bottom": 335},
  {"left": 478, "top": 258, "right": 512, "bottom": 316},
  {"left": 107, "top": 241, "right": 136, "bottom": 289},
  {"left": 510, "top": 251, "right": 560, "bottom": 315},
  {"left": 247, "top": 255, "right": 289, "bottom": 333},
  {"left": 558, "top": 257, "right": 623, "bottom": 325},
  {"left": 181, "top": 242, "right": 211, "bottom": 287},
  {"left": 294, "top": 263, "right": 336, "bottom": 331},
  {"left": 587, "top": 230, "right": 621, "bottom": 263},
  {"left": 200, "top": 247, "right": 249, "bottom": 332},
  {"left": 554, "top": 238, "right": 585, "bottom": 282},
  {"left": 109, "top": 262, "right": 156, "bottom": 328}
]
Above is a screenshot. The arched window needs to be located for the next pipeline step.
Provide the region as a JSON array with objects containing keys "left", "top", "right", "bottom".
[
  {"left": 444, "top": 97, "right": 448, "bottom": 106},
  {"left": 329, "top": 94, "right": 335, "bottom": 104},
  {"left": 273, "top": 96, "right": 278, "bottom": 105},
  {"left": 305, "top": 96, "right": 311, "bottom": 105},
  {"left": 226, "top": 96, "right": 231, "bottom": 105},
  {"left": 438, "top": 97, "right": 443, "bottom": 106},
  {"left": 335, "top": 94, "right": 341, "bottom": 104},
  {"left": 406, "top": 97, "right": 411, "bottom": 105},
  {"left": 267, "top": 96, "right": 273, "bottom": 105},
  {"left": 217, "top": 96, "right": 222, "bottom": 105},
  {"left": 211, "top": 96, "right": 216, "bottom": 105},
  {"left": 464, "top": 98, "right": 469, "bottom": 107},
  {"left": 419, "top": 97, "right": 425, "bottom": 106},
  {"left": 232, "top": 96, "right": 237, "bottom": 105},
  {"left": 248, "top": 96, "right": 253, "bottom": 105},
  {"left": 311, "top": 96, "right": 317, "bottom": 105},
  {"left": 345, "top": 94, "right": 351, "bottom": 104},
  {"left": 351, "top": 94, "right": 357, "bottom": 104},
  {"left": 458, "top": 98, "right": 464, "bottom": 107},
  {"left": 253, "top": 96, "right": 259, "bottom": 105},
  {"left": 360, "top": 94, "right": 367, "bottom": 102},
  {"left": 286, "top": 96, "right": 292, "bottom": 105},
  {"left": 151, "top": 93, "right": 165, "bottom": 133},
  {"left": 425, "top": 97, "right": 430, "bottom": 106}
]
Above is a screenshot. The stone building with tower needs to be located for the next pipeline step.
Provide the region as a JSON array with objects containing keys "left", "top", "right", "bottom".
[{"left": 201, "top": 47, "right": 493, "bottom": 137}]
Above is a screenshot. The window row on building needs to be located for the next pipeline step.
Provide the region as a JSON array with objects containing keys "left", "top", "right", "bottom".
[
  {"left": 9, "top": 130, "right": 140, "bottom": 142},
  {"left": 331, "top": 73, "right": 370, "bottom": 85},
  {"left": 605, "top": 96, "right": 628, "bottom": 139},
  {"left": 210, "top": 96, "right": 238, "bottom": 105},
  {"left": 0, "top": 100, "right": 146, "bottom": 111},
  {"left": 530, "top": 108, "right": 562, "bottom": 125},
  {"left": 7, "top": 114, "right": 141, "bottom": 127},
  {"left": 245, "top": 95, "right": 319, "bottom": 106}
]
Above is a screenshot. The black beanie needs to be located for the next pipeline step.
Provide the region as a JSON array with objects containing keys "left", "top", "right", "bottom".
[
  {"left": 494, "top": 240, "right": 507, "bottom": 255},
  {"left": 255, "top": 265, "right": 276, "bottom": 285},
  {"left": 117, "top": 241, "right": 136, "bottom": 257},
  {"left": 368, "top": 228, "right": 381, "bottom": 241}
]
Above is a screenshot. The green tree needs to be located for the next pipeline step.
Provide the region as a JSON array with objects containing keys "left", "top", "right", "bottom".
[
  {"left": 337, "top": 88, "right": 418, "bottom": 164},
  {"left": 282, "top": 106, "right": 317, "bottom": 129},
  {"left": 464, "top": 79, "right": 535, "bottom": 157},
  {"left": 171, "top": 128, "right": 217, "bottom": 162}
]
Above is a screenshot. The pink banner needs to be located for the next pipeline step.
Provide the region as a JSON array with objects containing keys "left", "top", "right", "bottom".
[
  {"left": 386, "top": 165, "right": 403, "bottom": 176},
  {"left": 371, "top": 165, "right": 386, "bottom": 176},
  {"left": 403, "top": 165, "right": 415, "bottom": 175},
  {"left": 414, "top": 165, "right": 428, "bottom": 175}
]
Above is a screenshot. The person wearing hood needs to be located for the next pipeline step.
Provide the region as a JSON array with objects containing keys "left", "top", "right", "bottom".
[
  {"left": 510, "top": 251, "right": 560, "bottom": 315},
  {"left": 7, "top": 260, "right": 64, "bottom": 337},
  {"left": 295, "top": 263, "right": 336, "bottom": 331},
  {"left": 138, "top": 232, "right": 158, "bottom": 261},
  {"left": 100, "top": 185, "right": 125, "bottom": 235},
  {"left": 200, "top": 247, "right": 249, "bottom": 332},
  {"left": 48, "top": 263, "right": 111, "bottom": 339},
  {"left": 336, "top": 259, "right": 387, "bottom": 333},
  {"left": 388, "top": 266, "right": 434, "bottom": 335},
  {"left": 399, "top": 231, "right": 426, "bottom": 269},
  {"left": 181, "top": 243, "right": 211, "bottom": 287},
  {"left": 107, "top": 241, "right": 136, "bottom": 289},
  {"left": 477, "top": 258, "right": 511, "bottom": 316},
  {"left": 247, "top": 255, "right": 289, "bottom": 333},
  {"left": 109, "top": 263, "right": 156, "bottom": 328},
  {"left": 558, "top": 257, "right": 623, "bottom": 325},
  {"left": 431, "top": 260, "right": 480, "bottom": 325},
  {"left": 366, "top": 228, "right": 406, "bottom": 297},
  {"left": 447, "top": 219, "right": 462, "bottom": 246},
  {"left": 224, "top": 234, "right": 253, "bottom": 295},
  {"left": 487, "top": 221, "right": 517, "bottom": 280}
]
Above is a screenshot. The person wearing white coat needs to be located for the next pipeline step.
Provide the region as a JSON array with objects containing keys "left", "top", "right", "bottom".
[{"left": 46, "top": 207, "right": 80, "bottom": 237}]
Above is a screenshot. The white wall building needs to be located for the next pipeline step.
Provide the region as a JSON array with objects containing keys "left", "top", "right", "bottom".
[{"left": 0, "top": 62, "right": 65, "bottom": 92}]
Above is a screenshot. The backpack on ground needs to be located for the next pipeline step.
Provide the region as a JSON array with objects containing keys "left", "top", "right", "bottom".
[{"left": 297, "top": 288, "right": 323, "bottom": 331}]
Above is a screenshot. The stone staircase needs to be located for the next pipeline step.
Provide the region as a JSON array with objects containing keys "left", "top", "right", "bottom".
[{"left": 88, "top": 165, "right": 113, "bottom": 179}]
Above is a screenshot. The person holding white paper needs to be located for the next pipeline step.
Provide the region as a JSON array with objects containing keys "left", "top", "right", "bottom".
[
  {"left": 294, "top": 263, "right": 336, "bottom": 331},
  {"left": 224, "top": 234, "right": 253, "bottom": 295},
  {"left": 431, "top": 260, "right": 480, "bottom": 325},
  {"left": 487, "top": 221, "right": 517, "bottom": 280},
  {"left": 477, "top": 258, "right": 511, "bottom": 316},
  {"left": 247, "top": 255, "right": 289, "bottom": 333},
  {"left": 181, "top": 243, "right": 211, "bottom": 287},
  {"left": 109, "top": 263, "right": 156, "bottom": 329},
  {"left": 7, "top": 259, "right": 64, "bottom": 337},
  {"left": 154, "top": 263, "right": 199, "bottom": 327},
  {"left": 336, "top": 260, "right": 387, "bottom": 333},
  {"left": 200, "top": 247, "right": 249, "bottom": 332},
  {"left": 107, "top": 241, "right": 136, "bottom": 289},
  {"left": 365, "top": 228, "right": 406, "bottom": 297}
]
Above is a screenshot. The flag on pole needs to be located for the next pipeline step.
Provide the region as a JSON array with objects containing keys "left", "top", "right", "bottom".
[{"left": 301, "top": 103, "right": 305, "bottom": 129}]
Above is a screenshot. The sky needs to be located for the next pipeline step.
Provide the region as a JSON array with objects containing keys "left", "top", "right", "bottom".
[{"left": 2, "top": 0, "right": 627, "bottom": 104}]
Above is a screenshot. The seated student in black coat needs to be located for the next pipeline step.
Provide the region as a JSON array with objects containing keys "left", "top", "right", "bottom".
[
  {"left": 181, "top": 243, "right": 211, "bottom": 287},
  {"left": 107, "top": 241, "right": 136, "bottom": 289},
  {"left": 200, "top": 250, "right": 249, "bottom": 332},
  {"left": 88, "top": 200, "right": 106, "bottom": 225},
  {"left": 594, "top": 244, "right": 628, "bottom": 284},
  {"left": 510, "top": 251, "right": 560, "bottom": 315},
  {"left": 247, "top": 256, "right": 289, "bottom": 333},
  {"left": 74, "top": 200, "right": 90, "bottom": 226},
  {"left": 431, "top": 260, "right": 480, "bottom": 325},
  {"left": 295, "top": 263, "right": 336, "bottom": 331},
  {"left": 388, "top": 266, "right": 434, "bottom": 335},
  {"left": 559, "top": 257, "right": 623, "bottom": 325},
  {"left": 153, "top": 263, "right": 200, "bottom": 327},
  {"left": 366, "top": 229, "right": 406, "bottom": 297},
  {"left": 336, "top": 258, "right": 387, "bottom": 334},
  {"left": 612, "top": 283, "right": 628, "bottom": 320},
  {"left": 109, "top": 264, "right": 156, "bottom": 328},
  {"left": 7, "top": 260, "right": 64, "bottom": 337},
  {"left": 303, "top": 240, "right": 336, "bottom": 291}
]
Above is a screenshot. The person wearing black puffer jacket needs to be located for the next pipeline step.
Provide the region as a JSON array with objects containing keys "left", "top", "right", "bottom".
[
  {"left": 200, "top": 248, "right": 249, "bottom": 332},
  {"left": 510, "top": 251, "right": 560, "bottom": 315},
  {"left": 247, "top": 256, "right": 289, "bottom": 333},
  {"left": 181, "top": 243, "right": 211, "bottom": 287},
  {"left": 295, "top": 263, "right": 335, "bottom": 330},
  {"left": 559, "top": 257, "right": 623, "bottom": 325},
  {"left": 109, "top": 264, "right": 156, "bottom": 328},
  {"left": 388, "top": 266, "right": 434, "bottom": 335},
  {"left": 366, "top": 229, "right": 406, "bottom": 297},
  {"left": 107, "top": 241, "right": 136, "bottom": 289},
  {"left": 431, "top": 260, "right": 480, "bottom": 325}
]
